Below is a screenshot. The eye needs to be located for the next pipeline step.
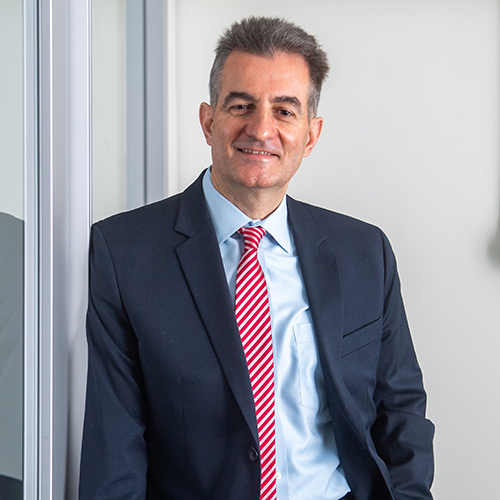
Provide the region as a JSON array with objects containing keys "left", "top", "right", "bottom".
[
  {"left": 277, "top": 108, "right": 294, "bottom": 118},
  {"left": 229, "top": 103, "right": 253, "bottom": 115}
]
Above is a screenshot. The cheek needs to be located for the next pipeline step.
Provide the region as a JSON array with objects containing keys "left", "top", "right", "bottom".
[
  {"left": 282, "top": 125, "right": 309, "bottom": 147},
  {"left": 210, "top": 130, "right": 228, "bottom": 154}
]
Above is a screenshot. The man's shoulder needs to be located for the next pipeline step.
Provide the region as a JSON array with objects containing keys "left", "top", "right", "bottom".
[
  {"left": 288, "top": 197, "right": 396, "bottom": 276},
  {"left": 93, "top": 192, "right": 183, "bottom": 240},
  {"left": 287, "top": 197, "right": 384, "bottom": 242},
  {"left": 93, "top": 172, "right": 207, "bottom": 241}
]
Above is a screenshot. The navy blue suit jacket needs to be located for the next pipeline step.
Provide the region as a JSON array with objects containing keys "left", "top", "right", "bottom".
[{"left": 80, "top": 172, "right": 434, "bottom": 500}]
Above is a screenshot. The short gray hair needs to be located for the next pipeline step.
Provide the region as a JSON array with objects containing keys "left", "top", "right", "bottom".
[{"left": 209, "top": 17, "right": 330, "bottom": 118}]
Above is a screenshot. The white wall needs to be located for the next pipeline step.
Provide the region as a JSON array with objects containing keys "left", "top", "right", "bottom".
[
  {"left": 92, "top": 0, "right": 127, "bottom": 223},
  {"left": 175, "top": 1, "right": 500, "bottom": 498}
]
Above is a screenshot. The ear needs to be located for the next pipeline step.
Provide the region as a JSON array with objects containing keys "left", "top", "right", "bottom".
[
  {"left": 303, "top": 116, "right": 323, "bottom": 158},
  {"left": 199, "top": 102, "right": 214, "bottom": 146}
]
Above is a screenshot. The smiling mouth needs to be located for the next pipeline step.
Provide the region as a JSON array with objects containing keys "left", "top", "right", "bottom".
[{"left": 238, "top": 148, "right": 277, "bottom": 157}]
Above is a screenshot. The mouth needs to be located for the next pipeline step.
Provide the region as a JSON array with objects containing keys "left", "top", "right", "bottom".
[{"left": 237, "top": 148, "right": 278, "bottom": 157}]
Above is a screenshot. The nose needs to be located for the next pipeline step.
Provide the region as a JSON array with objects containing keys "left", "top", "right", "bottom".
[{"left": 244, "top": 107, "right": 277, "bottom": 142}]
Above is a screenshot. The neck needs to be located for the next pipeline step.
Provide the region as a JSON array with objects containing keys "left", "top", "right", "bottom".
[
  {"left": 212, "top": 178, "right": 286, "bottom": 220},
  {"left": 229, "top": 192, "right": 284, "bottom": 220}
]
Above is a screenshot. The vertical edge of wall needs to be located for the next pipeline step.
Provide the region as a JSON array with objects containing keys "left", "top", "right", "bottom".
[
  {"left": 165, "top": 0, "right": 178, "bottom": 197},
  {"left": 66, "top": 0, "right": 92, "bottom": 498},
  {"left": 145, "top": 0, "right": 166, "bottom": 203},
  {"left": 126, "top": 0, "right": 146, "bottom": 211}
]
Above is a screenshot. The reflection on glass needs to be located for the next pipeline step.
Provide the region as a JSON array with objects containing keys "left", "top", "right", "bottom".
[
  {"left": 0, "top": 0, "right": 24, "bottom": 498},
  {"left": 0, "top": 215, "right": 23, "bottom": 500}
]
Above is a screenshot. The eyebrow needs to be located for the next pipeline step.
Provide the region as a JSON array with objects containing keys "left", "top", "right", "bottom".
[
  {"left": 222, "top": 91, "right": 303, "bottom": 112},
  {"left": 272, "top": 95, "right": 302, "bottom": 111},
  {"left": 222, "top": 91, "right": 255, "bottom": 109}
]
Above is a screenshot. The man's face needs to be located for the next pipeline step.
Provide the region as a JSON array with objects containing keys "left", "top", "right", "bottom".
[{"left": 200, "top": 50, "right": 323, "bottom": 209}]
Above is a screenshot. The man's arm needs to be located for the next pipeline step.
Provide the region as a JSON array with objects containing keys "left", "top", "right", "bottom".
[
  {"left": 371, "top": 231, "right": 435, "bottom": 500},
  {"left": 80, "top": 225, "right": 148, "bottom": 500}
]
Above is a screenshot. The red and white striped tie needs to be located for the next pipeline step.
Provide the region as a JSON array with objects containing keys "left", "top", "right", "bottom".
[{"left": 235, "top": 226, "right": 277, "bottom": 500}]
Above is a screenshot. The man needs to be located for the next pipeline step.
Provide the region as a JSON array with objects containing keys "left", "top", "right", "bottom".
[{"left": 80, "top": 17, "right": 434, "bottom": 500}]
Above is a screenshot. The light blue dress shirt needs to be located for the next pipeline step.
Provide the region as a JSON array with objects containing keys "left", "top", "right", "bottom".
[{"left": 202, "top": 169, "right": 350, "bottom": 500}]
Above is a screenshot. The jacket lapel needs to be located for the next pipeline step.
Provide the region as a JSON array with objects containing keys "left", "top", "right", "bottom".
[
  {"left": 287, "top": 197, "right": 369, "bottom": 445},
  {"left": 174, "top": 176, "right": 258, "bottom": 443},
  {"left": 287, "top": 197, "right": 345, "bottom": 388}
]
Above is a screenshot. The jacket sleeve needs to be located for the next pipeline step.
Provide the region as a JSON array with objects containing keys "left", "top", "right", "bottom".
[
  {"left": 79, "top": 225, "right": 148, "bottom": 500},
  {"left": 371, "top": 231, "right": 435, "bottom": 500}
]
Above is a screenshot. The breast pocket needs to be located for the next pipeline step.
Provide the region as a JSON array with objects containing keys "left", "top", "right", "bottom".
[
  {"left": 341, "top": 316, "right": 382, "bottom": 357},
  {"left": 341, "top": 317, "right": 382, "bottom": 422},
  {"left": 294, "top": 323, "right": 322, "bottom": 410}
]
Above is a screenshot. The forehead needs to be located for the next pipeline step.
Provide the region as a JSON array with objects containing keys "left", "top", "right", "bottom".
[{"left": 219, "top": 51, "right": 311, "bottom": 101}]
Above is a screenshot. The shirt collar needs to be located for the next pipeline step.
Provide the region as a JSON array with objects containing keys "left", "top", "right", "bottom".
[{"left": 202, "top": 168, "right": 292, "bottom": 253}]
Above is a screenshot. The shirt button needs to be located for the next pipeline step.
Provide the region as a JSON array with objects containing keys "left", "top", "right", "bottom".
[
  {"left": 276, "top": 470, "right": 282, "bottom": 480},
  {"left": 248, "top": 447, "right": 259, "bottom": 462}
]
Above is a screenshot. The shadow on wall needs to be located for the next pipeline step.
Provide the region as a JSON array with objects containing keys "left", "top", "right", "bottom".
[
  {"left": 489, "top": 158, "right": 500, "bottom": 267},
  {"left": 489, "top": 226, "right": 500, "bottom": 267},
  {"left": 489, "top": 72, "right": 500, "bottom": 267}
]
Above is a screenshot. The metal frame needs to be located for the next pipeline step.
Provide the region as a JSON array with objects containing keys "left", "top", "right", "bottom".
[
  {"left": 126, "top": 0, "right": 170, "bottom": 206},
  {"left": 38, "top": 1, "right": 71, "bottom": 496},
  {"left": 65, "top": 0, "right": 92, "bottom": 497},
  {"left": 144, "top": 0, "right": 166, "bottom": 204},
  {"left": 33, "top": 1, "right": 167, "bottom": 496},
  {"left": 24, "top": 0, "right": 39, "bottom": 497},
  {"left": 37, "top": 0, "right": 57, "bottom": 496},
  {"left": 33, "top": 0, "right": 92, "bottom": 499},
  {"left": 165, "top": 0, "right": 177, "bottom": 197},
  {"left": 126, "top": 0, "right": 146, "bottom": 210},
  {"left": 24, "top": 0, "right": 173, "bottom": 497}
]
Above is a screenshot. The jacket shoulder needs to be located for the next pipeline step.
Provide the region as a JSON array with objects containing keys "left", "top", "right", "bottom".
[
  {"left": 94, "top": 193, "right": 182, "bottom": 231},
  {"left": 288, "top": 197, "right": 386, "bottom": 245},
  {"left": 94, "top": 193, "right": 182, "bottom": 237}
]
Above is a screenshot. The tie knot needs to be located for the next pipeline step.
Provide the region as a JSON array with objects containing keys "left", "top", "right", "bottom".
[{"left": 239, "top": 226, "right": 266, "bottom": 251}]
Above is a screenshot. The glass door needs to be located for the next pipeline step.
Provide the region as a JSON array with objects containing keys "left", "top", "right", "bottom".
[
  {"left": 0, "top": 0, "right": 38, "bottom": 498},
  {"left": 0, "top": 0, "right": 28, "bottom": 498}
]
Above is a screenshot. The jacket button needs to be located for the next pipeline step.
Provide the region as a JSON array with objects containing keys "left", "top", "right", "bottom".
[{"left": 248, "top": 447, "right": 259, "bottom": 462}]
